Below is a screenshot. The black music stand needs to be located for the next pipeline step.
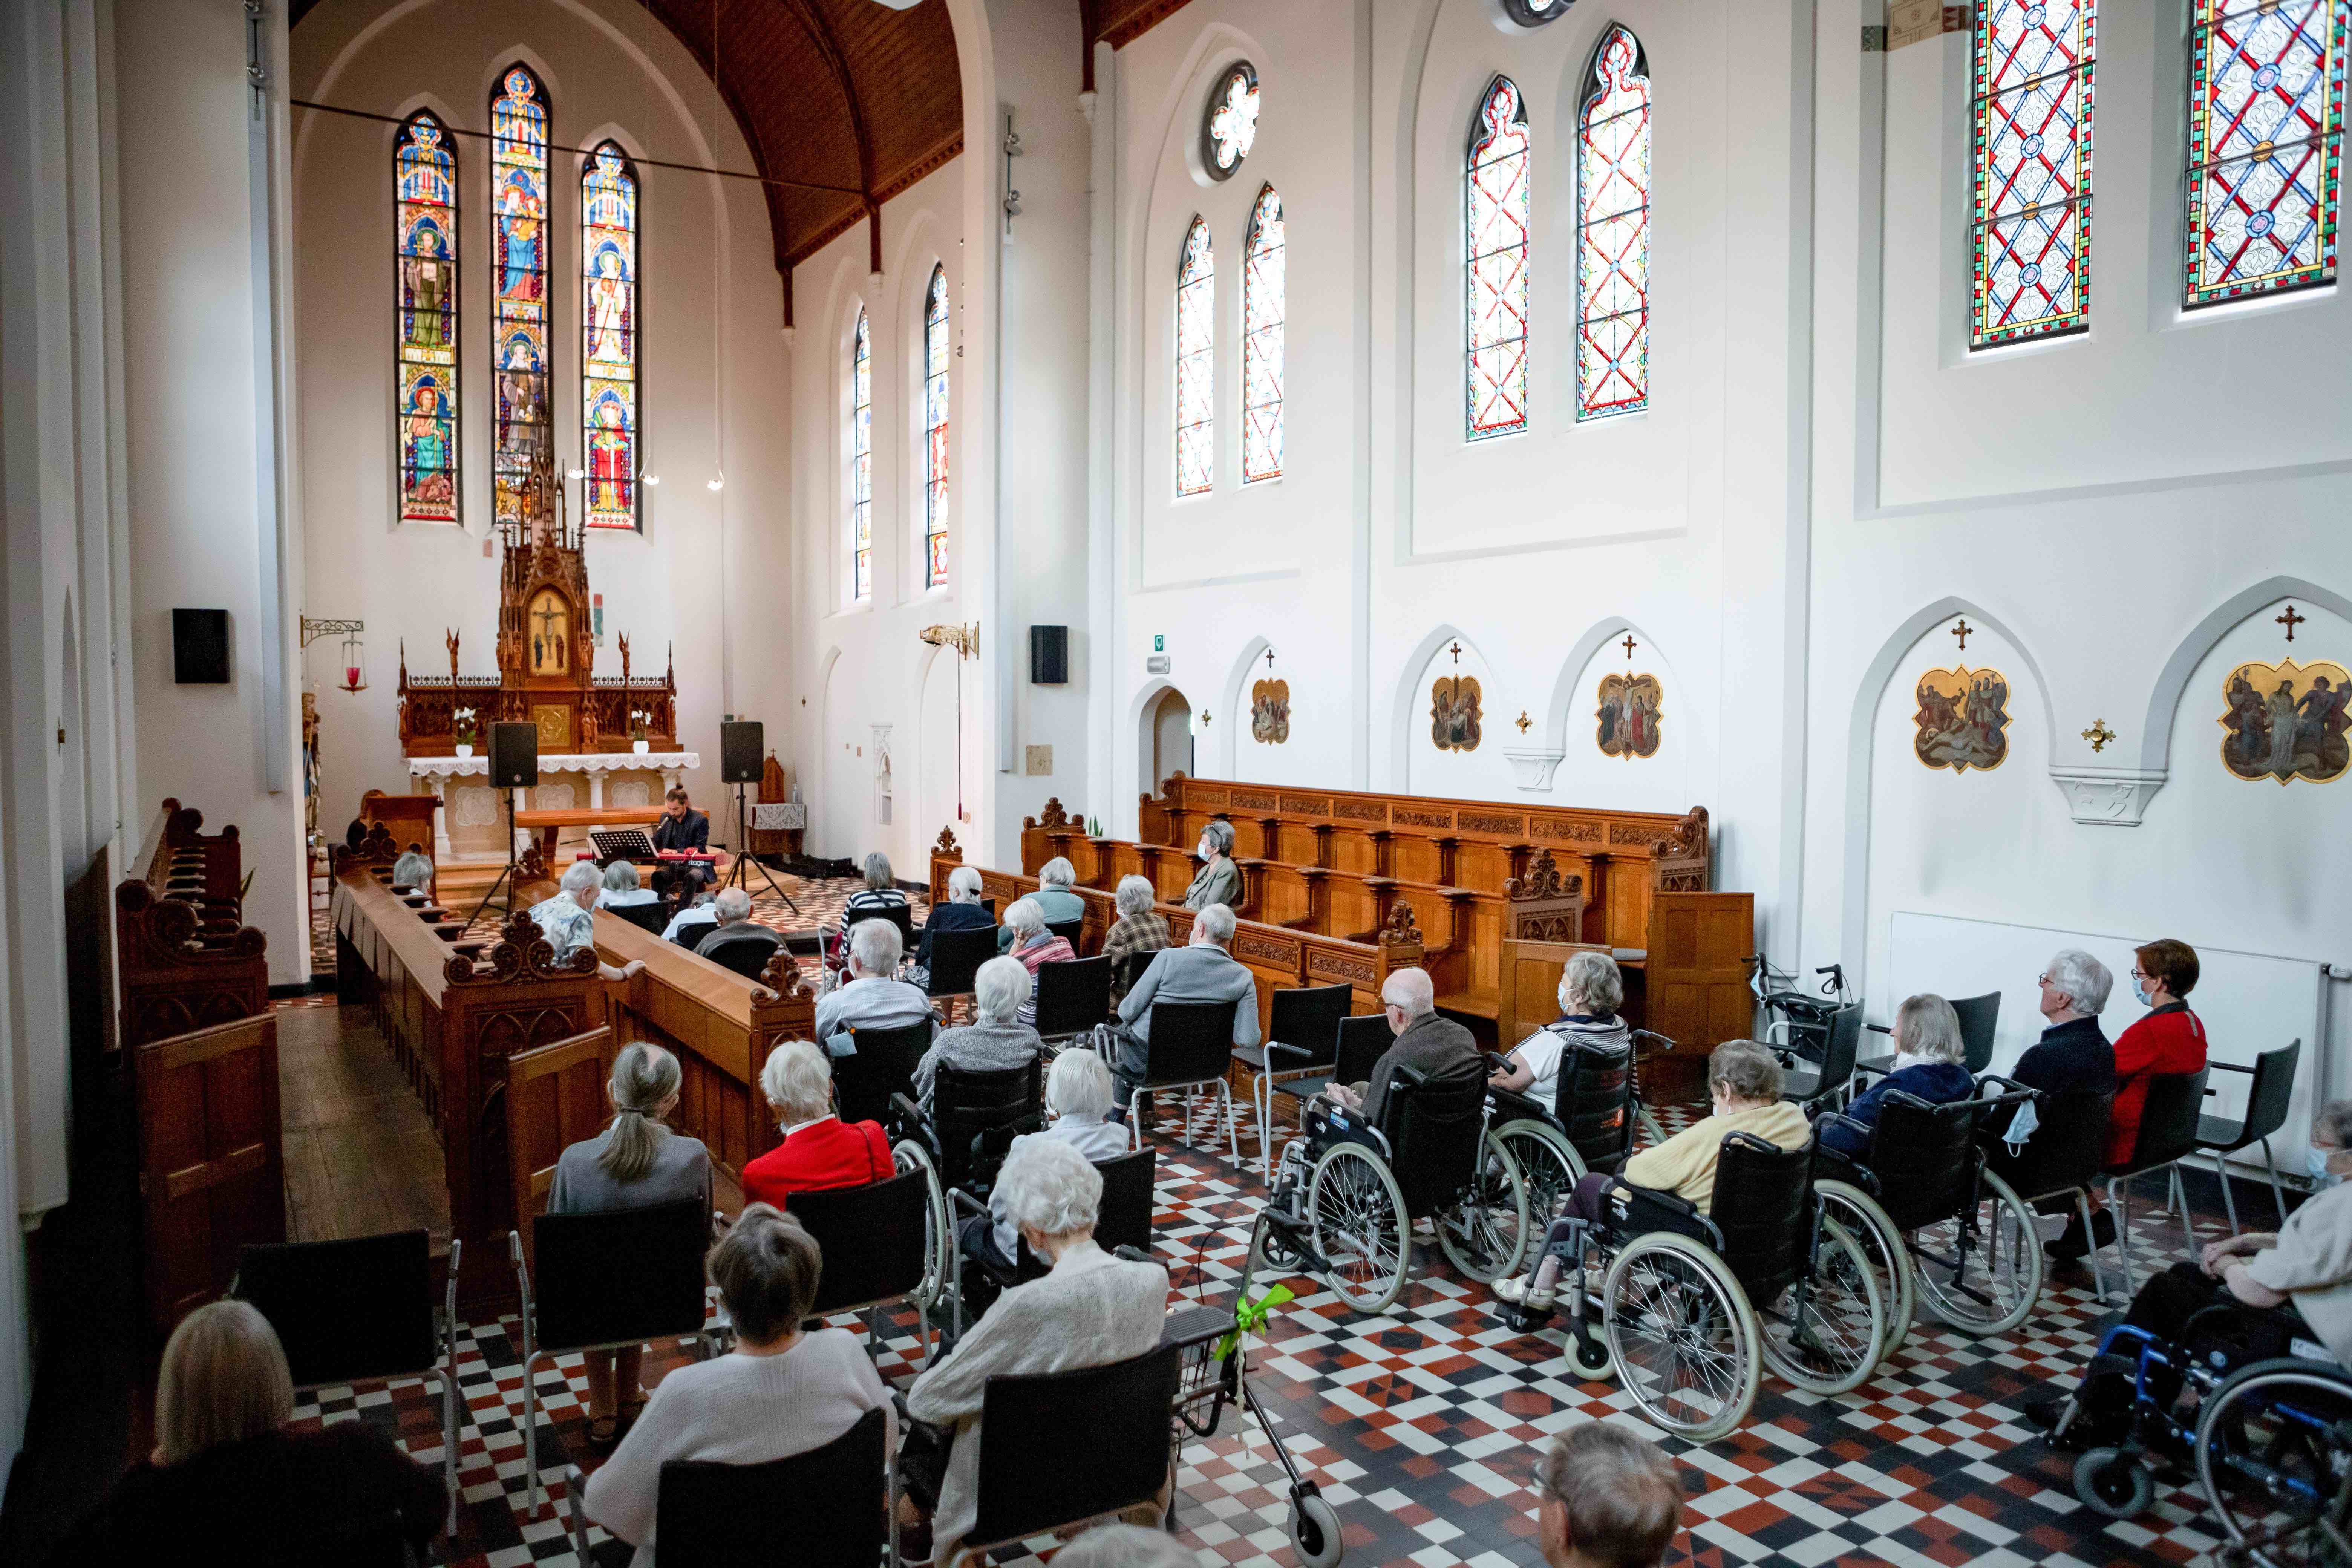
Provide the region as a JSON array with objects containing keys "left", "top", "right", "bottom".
[
  {"left": 722, "top": 782, "right": 800, "bottom": 913},
  {"left": 588, "top": 828, "right": 658, "bottom": 864}
]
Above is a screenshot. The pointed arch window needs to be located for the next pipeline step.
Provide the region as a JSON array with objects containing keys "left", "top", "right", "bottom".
[
  {"left": 1576, "top": 28, "right": 1651, "bottom": 420},
  {"left": 581, "top": 141, "right": 640, "bottom": 531},
  {"left": 1175, "top": 217, "right": 1216, "bottom": 495},
  {"left": 394, "top": 111, "right": 459, "bottom": 525},
  {"left": 1969, "top": 1, "right": 2095, "bottom": 348},
  {"left": 1466, "top": 76, "right": 1531, "bottom": 440},
  {"left": 1242, "top": 186, "right": 1285, "bottom": 484},
  {"left": 2185, "top": 0, "right": 2346, "bottom": 308},
  {"left": 923, "top": 266, "right": 951, "bottom": 588},
  {"left": 851, "top": 309, "right": 873, "bottom": 600},
  {"left": 490, "top": 64, "right": 553, "bottom": 529}
]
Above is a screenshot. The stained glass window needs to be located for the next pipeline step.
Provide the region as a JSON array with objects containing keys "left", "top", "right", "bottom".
[
  {"left": 1175, "top": 217, "right": 1216, "bottom": 495},
  {"left": 581, "top": 141, "right": 640, "bottom": 531},
  {"left": 490, "top": 64, "right": 552, "bottom": 530},
  {"left": 1242, "top": 186, "right": 1285, "bottom": 484},
  {"left": 1576, "top": 28, "right": 1651, "bottom": 420},
  {"left": 1467, "top": 76, "right": 1531, "bottom": 440},
  {"left": 1969, "top": 1, "right": 2096, "bottom": 348},
  {"left": 394, "top": 111, "right": 459, "bottom": 525},
  {"left": 852, "top": 309, "right": 872, "bottom": 600},
  {"left": 1202, "top": 63, "right": 1260, "bottom": 181},
  {"left": 2186, "top": 0, "right": 2346, "bottom": 308},
  {"left": 923, "top": 266, "right": 950, "bottom": 588}
]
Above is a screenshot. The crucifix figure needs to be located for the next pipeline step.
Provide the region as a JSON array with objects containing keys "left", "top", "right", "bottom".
[
  {"left": 444, "top": 629, "right": 460, "bottom": 684},
  {"left": 1265, "top": 647, "right": 1276, "bottom": 669},
  {"left": 1622, "top": 633, "right": 1639, "bottom": 661},
  {"left": 1448, "top": 640, "right": 1463, "bottom": 665},
  {"left": 1951, "top": 618, "right": 1972, "bottom": 652},
  {"left": 2279, "top": 604, "right": 2306, "bottom": 643}
]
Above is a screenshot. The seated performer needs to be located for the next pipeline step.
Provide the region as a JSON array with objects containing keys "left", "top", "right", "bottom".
[{"left": 649, "top": 787, "right": 713, "bottom": 901}]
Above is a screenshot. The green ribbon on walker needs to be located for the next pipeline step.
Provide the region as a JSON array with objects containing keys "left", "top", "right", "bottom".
[{"left": 1214, "top": 1283, "right": 1294, "bottom": 1361}]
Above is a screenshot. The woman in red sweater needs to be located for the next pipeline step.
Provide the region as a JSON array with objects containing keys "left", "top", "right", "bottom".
[
  {"left": 740, "top": 1040, "right": 895, "bottom": 1210},
  {"left": 2107, "top": 938, "right": 2208, "bottom": 1167}
]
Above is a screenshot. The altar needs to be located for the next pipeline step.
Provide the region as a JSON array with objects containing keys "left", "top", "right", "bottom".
[{"left": 405, "top": 750, "right": 701, "bottom": 860}]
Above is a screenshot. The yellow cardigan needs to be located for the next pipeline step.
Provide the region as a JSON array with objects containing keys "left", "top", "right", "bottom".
[{"left": 1619, "top": 1101, "right": 1811, "bottom": 1214}]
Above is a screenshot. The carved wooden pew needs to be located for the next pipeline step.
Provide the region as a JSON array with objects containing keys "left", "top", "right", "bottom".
[{"left": 115, "top": 797, "right": 270, "bottom": 1053}]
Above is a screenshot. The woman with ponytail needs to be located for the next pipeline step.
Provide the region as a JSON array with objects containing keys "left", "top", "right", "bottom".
[{"left": 550, "top": 1042, "right": 712, "bottom": 1449}]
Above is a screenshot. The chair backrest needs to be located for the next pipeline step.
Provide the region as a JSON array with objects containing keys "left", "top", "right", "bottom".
[
  {"left": 1816, "top": 1002, "right": 1863, "bottom": 1088},
  {"left": 847, "top": 900, "right": 916, "bottom": 950},
  {"left": 1383, "top": 1068, "right": 1490, "bottom": 1219},
  {"left": 1335, "top": 1013, "right": 1392, "bottom": 1088},
  {"left": 1267, "top": 983, "right": 1353, "bottom": 1072},
  {"left": 968, "top": 1346, "right": 1182, "bottom": 1550},
  {"left": 1093, "top": 1148, "right": 1158, "bottom": 1256},
  {"left": 832, "top": 1021, "right": 934, "bottom": 1127},
  {"left": 1708, "top": 1134, "right": 1815, "bottom": 1302},
  {"left": 698, "top": 927, "right": 782, "bottom": 979},
  {"left": 1551, "top": 1034, "right": 1635, "bottom": 1173},
  {"left": 787, "top": 1167, "right": 932, "bottom": 1316},
  {"left": 2243, "top": 1038, "right": 2303, "bottom": 1144},
  {"left": 1950, "top": 991, "right": 2001, "bottom": 1075},
  {"left": 671, "top": 913, "right": 717, "bottom": 950},
  {"left": 1034, "top": 956, "right": 1113, "bottom": 1038},
  {"left": 1864, "top": 1092, "right": 1981, "bottom": 1229},
  {"left": 934, "top": 1057, "right": 1045, "bottom": 1189},
  {"left": 1112, "top": 948, "right": 1161, "bottom": 998},
  {"left": 926, "top": 925, "right": 998, "bottom": 1000},
  {"left": 653, "top": 1406, "right": 888, "bottom": 1568},
  {"left": 234, "top": 1230, "right": 435, "bottom": 1389},
  {"left": 614, "top": 899, "right": 669, "bottom": 936},
  {"left": 1045, "top": 915, "right": 1086, "bottom": 953},
  {"left": 2128, "top": 1067, "right": 2213, "bottom": 1169},
  {"left": 1139, "top": 998, "right": 1240, "bottom": 1089},
  {"left": 528, "top": 1195, "right": 710, "bottom": 1353},
  {"left": 1996, "top": 1086, "right": 2113, "bottom": 1199}
]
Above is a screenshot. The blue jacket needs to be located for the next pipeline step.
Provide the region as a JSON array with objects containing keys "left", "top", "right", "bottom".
[{"left": 1821, "top": 1060, "right": 1977, "bottom": 1157}]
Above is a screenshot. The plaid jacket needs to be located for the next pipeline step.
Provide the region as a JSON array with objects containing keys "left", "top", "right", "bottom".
[{"left": 1099, "top": 911, "right": 1171, "bottom": 1001}]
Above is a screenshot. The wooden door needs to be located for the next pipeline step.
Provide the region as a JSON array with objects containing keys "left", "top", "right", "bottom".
[
  {"left": 1644, "top": 892, "right": 1757, "bottom": 1063},
  {"left": 1498, "top": 938, "right": 1610, "bottom": 1050},
  {"left": 502, "top": 1026, "right": 617, "bottom": 1276},
  {"left": 137, "top": 1014, "right": 285, "bottom": 1333}
]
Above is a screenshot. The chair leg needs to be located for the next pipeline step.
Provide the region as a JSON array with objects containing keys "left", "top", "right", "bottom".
[
  {"left": 1220, "top": 1079, "right": 1240, "bottom": 1166},
  {"left": 2213, "top": 1150, "right": 2242, "bottom": 1237},
  {"left": 522, "top": 1350, "right": 542, "bottom": 1514},
  {"left": 2169, "top": 1165, "right": 2190, "bottom": 1242},
  {"left": 2108, "top": 1178, "right": 2137, "bottom": 1299},
  {"left": 1256, "top": 1072, "right": 1272, "bottom": 1181},
  {"left": 2076, "top": 1188, "right": 2111, "bottom": 1304},
  {"left": 2261, "top": 1136, "right": 2288, "bottom": 1227}
]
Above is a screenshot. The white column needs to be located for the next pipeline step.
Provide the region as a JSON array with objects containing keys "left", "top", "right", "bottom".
[
  {"left": 424, "top": 770, "right": 452, "bottom": 859},
  {"left": 587, "top": 765, "right": 605, "bottom": 809},
  {"left": 660, "top": 764, "right": 684, "bottom": 795}
]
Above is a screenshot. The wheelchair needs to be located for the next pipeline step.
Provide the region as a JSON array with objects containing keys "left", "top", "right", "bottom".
[
  {"left": 1253, "top": 1064, "right": 1529, "bottom": 1313},
  {"left": 1504, "top": 1133, "right": 1886, "bottom": 1441},
  {"left": 1488, "top": 1029, "right": 1675, "bottom": 1228},
  {"left": 887, "top": 1057, "right": 1046, "bottom": 1335}
]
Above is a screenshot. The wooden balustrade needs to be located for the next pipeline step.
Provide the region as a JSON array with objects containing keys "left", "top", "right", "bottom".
[{"left": 115, "top": 796, "right": 270, "bottom": 1053}]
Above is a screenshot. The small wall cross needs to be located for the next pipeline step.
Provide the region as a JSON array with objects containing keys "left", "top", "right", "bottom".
[
  {"left": 1265, "top": 646, "right": 1276, "bottom": 668},
  {"left": 2279, "top": 603, "right": 2307, "bottom": 642},
  {"left": 1951, "top": 618, "right": 1973, "bottom": 651},
  {"left": 2082, "top": 719, "right": 2116, "bottom": 753},
  {"left": 1622, "top": 633, "right": 1639, "bottom": 661},
  {"left": 1448, "top": 640, "right": 1463, "bottom": 665},
  {"left": 1515, "top": 710, "right": 1532, "bottom": 733}
]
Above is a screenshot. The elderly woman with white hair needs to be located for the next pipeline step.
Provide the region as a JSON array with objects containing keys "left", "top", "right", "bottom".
[
  {"left": 1816, "top": 994, "right": 1976, "bottom": 1158},
  {"left": 914, "top": 956, "right": 1042, "bottom": 1109},
  {"left": 831, "top": 850, "right": 910, "bottom": 962},
  {"left": 390, "top": 849, "right": 435, "bottom": 894},
  {"left": 1490, "top": 951, "right": 1633, "bottom": 1109},
  {"left": 917, "top": 863, "right": 996, "bottom": 969},
  {"left": 55, "top": 1300, "right": 443, "bottom": 1557},
  {"left": 1100, "top": 874, "right": 1171, "bottom": 1004},
  {"left": 903, "top": 1139, "right": 1169, "bottom": 1563},
  {"left": 1182, "top": 819, "right": 1243, "bottom": 911},
  {"left": 527, "top": 859, "right": 648, "bottom": 983},
  {"left": 1000, "top": 898, "right": 1076, "bottom": 1028},
  {"left": 740, "top": 1040, "right": 896, "bottom": 1210},
  {"left": 594, "top": 858, "right": 660, "bottom": 911},
  {"left": 997, "top": 857, "right": 1086, "bottom": 952},
  {"left": 958, "top": 1047, "right": 1127, "bottom": 1278}
]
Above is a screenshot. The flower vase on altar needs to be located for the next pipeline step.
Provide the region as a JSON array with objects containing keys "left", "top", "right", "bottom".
[
  {"left": 456, "top": 743, "right": 474, "bottom": 758},
  {"left": 632, "top": 739, "right": 649, "bottom": 755}
]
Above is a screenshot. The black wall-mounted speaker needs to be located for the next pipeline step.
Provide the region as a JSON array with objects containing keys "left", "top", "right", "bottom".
[
  {"left": 173, "top": 609, "right": 231, "bottom": 684},
  {"left": 490, "top": 722, "right": 539, "bottom": 787},
  {"left": 1030, "top": 625, "right": 1069, "bottom": 685},
  {"left": 721, "top": 720, "right": 764, "bottom": 784}
]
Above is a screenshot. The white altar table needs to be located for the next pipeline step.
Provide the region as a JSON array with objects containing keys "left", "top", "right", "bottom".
[{"left": 406, "top": 751, "right": 701, "bottom": 859}]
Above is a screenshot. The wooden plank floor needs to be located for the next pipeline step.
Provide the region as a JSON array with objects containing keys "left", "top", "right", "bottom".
[{"left": 276, "top": 1002, "right": 451, "bottom": 1252}]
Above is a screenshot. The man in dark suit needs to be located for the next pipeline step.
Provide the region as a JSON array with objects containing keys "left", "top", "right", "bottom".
[{"left": 649, "top": 786, "right": 713, "bottom": 902}]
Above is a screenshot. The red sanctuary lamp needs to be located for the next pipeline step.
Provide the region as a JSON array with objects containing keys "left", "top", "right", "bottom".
[{"left": 300, "top": 617, "right": 368, "bottom": 693}]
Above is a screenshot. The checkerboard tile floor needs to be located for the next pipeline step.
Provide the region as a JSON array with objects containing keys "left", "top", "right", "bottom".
[{"left": 288, "top": 1088, "right": 2269, "bottom": 1566}]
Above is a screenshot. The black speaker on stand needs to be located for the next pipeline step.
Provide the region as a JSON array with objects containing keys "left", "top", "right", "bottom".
[
  {"left": 468, "top": 722, "right": 540, "bottom": 924},
  {"left": 718, "top": 720, "right": 798, "bottom": 912}
]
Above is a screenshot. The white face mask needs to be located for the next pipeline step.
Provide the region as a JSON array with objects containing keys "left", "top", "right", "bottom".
[
  {"left": 2131, "top": 976, "right": 2152, "bottom": 1007},
  {"left": 2309, "top": 1147, "right": 2344, "bottom": 1190}
]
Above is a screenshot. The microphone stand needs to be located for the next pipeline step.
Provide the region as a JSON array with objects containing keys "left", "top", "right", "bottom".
[{"left": 722, "top": 781, "right": 801, "bottom": 913}]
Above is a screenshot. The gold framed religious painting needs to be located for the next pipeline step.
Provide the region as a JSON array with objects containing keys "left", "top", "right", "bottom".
[
  {"left": 2219, "top": 657, "right": 2350, "bottom": 786},
  {"left": 1596, "top": 672, "right": 1663, "bottom": 759},
  {"left": 1251, "top": 678, "right": 1290, "bottom": 744},
  {"left": 1913, "top": 666, "right": 2010, "bottom": 773},
  {"left": 1431, "top": 674, "right": 1482, "bottom": 752}
]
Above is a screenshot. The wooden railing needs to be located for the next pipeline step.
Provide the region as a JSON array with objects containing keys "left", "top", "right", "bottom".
[{"left": 115, "top": 796, "right": 269, "bottom": 1052}]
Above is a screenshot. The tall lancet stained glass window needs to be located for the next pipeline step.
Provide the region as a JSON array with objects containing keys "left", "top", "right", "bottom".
[
  {"left": 581, "top": 141, "right": 640, "bottom": 531},
  {"left": 394, "top": 111, "right": 459, "bottom": 525},
  {"left": 1467, "top": 76, "right": 1531, "bottom": 439},
  {"left": 851, "top": 310, "right": 873, "bottom": 600},
  {"left": 2186, "top": 0, "right": 2346, "bottom": 307},
  {"left": 1969, "top": 0, "right": 2096, "bottom": 348},
  {"left": 490, "top": 64, "right": 553, "bottom": 530},
  {"left": 1175, "top": 217, "right": 1215, "bottom": 495},
  {"left": 1242, "top": 187, "right": 1285, "bottom": 484},
  {"left": 1576, "top": 28, "right": 1651, "bottom": 420},
  {"left": 923, "top": 266, "right": 951, "bottom": 588}
]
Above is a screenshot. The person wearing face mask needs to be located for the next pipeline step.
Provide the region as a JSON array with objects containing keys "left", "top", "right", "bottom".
[
  {"left": 2005, "top": 949, "right": 2120, "bottom": 1262},
  {"left": 1816, "top": 994, "right": 1977, "bottom": 1158},
  {"left": 1181, "top": 819, "right": 1243, "bottom": 911},
  {"left": 2105, "top": 938, "right": 2208, "bottom": 1169},
  {"left": 2030, "top": 1099, "right": 2352, "bottom": 1445}
]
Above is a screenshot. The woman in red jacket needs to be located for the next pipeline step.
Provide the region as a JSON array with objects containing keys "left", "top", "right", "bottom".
[
  {"left": 2107, "top": 938, "right": 2208, "bottom": 1168},
  {"left": 740, "top": 1040, "right": 895, "bottom": 1210}
]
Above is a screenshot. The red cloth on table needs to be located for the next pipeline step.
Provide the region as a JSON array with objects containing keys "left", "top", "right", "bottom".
[
  {"left": 2107, "top": 1004, "right": 2208, "bottom": 1167},
  {"left": 740, "top": 1115, "right": 894, "bottom": 1211}
]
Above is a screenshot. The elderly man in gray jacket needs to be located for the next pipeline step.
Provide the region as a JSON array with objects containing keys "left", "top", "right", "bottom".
[{"left": 1109, "top": 902, "right": 1259, "bottom": 1108}]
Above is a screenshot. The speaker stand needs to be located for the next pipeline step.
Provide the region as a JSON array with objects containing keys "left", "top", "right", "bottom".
[
  {"left": 466, "top": 792, "right": 524, "bottom": 926},
  {"left": 722, "top": 783, "right": 801, "bottom": 913}
]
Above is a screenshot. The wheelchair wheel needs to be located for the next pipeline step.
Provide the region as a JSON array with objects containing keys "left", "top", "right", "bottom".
[
  {"left": 1437, "top": 1133, "right": 1530, "bottom": 1283},
  {"left": 1309, "top": 1144, "right": 1412, "bottom": 1313},
  {"left": 2194, "top": 1357, "right": 2352, "bottom": 1568},
  {"left": 1249, "top": 1208, "right": 1311, "bottom": 1279},
  {"left": 1635, "top": 1106, "right": 1669, "bottom": 1152},
  {"left": 1815, "top": 1180, "right": 1914, "bottom": 1360},
  {"left": 893, "top": 1139, "right": 951, "bottom": 1314},
  {"left": 1757, "top": 1218, "right": 1884, "bottom": 1395},
  {"left": 1288, "top": 1492, "right": 1344, "bottom": 1568},
  {"left": 1496, "top": 1119, "right": 1583, "bottom": 1233},
  {"left": 1603, "top": 1232, "right": 1761, "bottom": 1442},
  {"left": 2075, "top": 1448, "right": 2155, "bottom": 1520},
  {"left": 1564, "top": 1324, "right": 1616, "bottom": 1383},
  {"left": 1913, "top": 1168, "right": 2041, "bottom": 1338}
]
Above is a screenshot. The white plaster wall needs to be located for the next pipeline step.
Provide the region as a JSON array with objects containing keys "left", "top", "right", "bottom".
[{"left": 291, "top": 0, "right": 796, "bottom": 839}]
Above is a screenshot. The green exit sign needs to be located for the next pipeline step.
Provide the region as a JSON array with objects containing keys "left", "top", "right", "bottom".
[{"left": 1153, "top": 634, "right": 1165, "bottom": 652}]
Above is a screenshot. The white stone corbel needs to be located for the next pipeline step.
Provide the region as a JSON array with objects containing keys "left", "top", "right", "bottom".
[
  {"left": 2049, "top": 766, "right": 2167, "bottom": 826},
  {"left": 1502, "top": 747, "right": 1567, "bottom": 792}
]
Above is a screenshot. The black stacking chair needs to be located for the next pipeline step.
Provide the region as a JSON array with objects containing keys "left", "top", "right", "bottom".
[
  {"left": 1860, "top": 991, "right": 2001, "bottom": 1077},
  {"left": 1231, "top": 982, "right": 1354, "bottom": 1178},
  {"left": 954, "top": 1149, "right": 1159, "bottom": 1334},
  {"left": 1780, "top": 1002, "right": 1862, "bottom": 1108},
  {"left": 564, "top": 1405, "right": 893, "bottom": 1568},
  {"left": 845, "top": 900, "right": 917, "bottom": 952},
  {"left": 943, "top": 1346, "right": 1184, "bottom": 1567},
  {"left": 1111, "top": 948, "right": 1162, "bottom": 1003},
  {"left": 831, "top": 1020, "right": 936, "bottom": 1129},
  {"left": 608, "top": 900, "right": 669, "bottom": 937},
  {"left": 1279, "top": 1012, "right": 1394, "bottom": 1107},
  {"left": 926, "top": 925, "right": 999, "bottom": 1020},
  {"left": 2195, "top": 1039, "right": 2301, "bottom": 1234},
  {"left": 697, "top": 926, "right": 782, "bottom": 980},
  {"left": 1033, "top": 956, "right": 1112, "bottom": 1048},
  {"left": 1122, "top": 998, "right": 1242, "bottom": 1162},
  {"left": 1983, "top": 1085, "right": 2118, "bottom": 1298},
  {"left": 2101, "top": 1067, "right": 2212, "bottom": 1298},
  {"left": 1045, "top": 915, "right": 1086, "bottom": 952},
  {"left": 511, "top": 1196, "right": 717, "bottom": 1510},
  {"left": 897, "top": 1058, "right": 1044, "bottom": 1194},
  {"left": 784, "top": 1167, "right": 941, "bottom": 1367},
  {"left": 233, "top": 1230, "right": 462, "bottom": 1537}
]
